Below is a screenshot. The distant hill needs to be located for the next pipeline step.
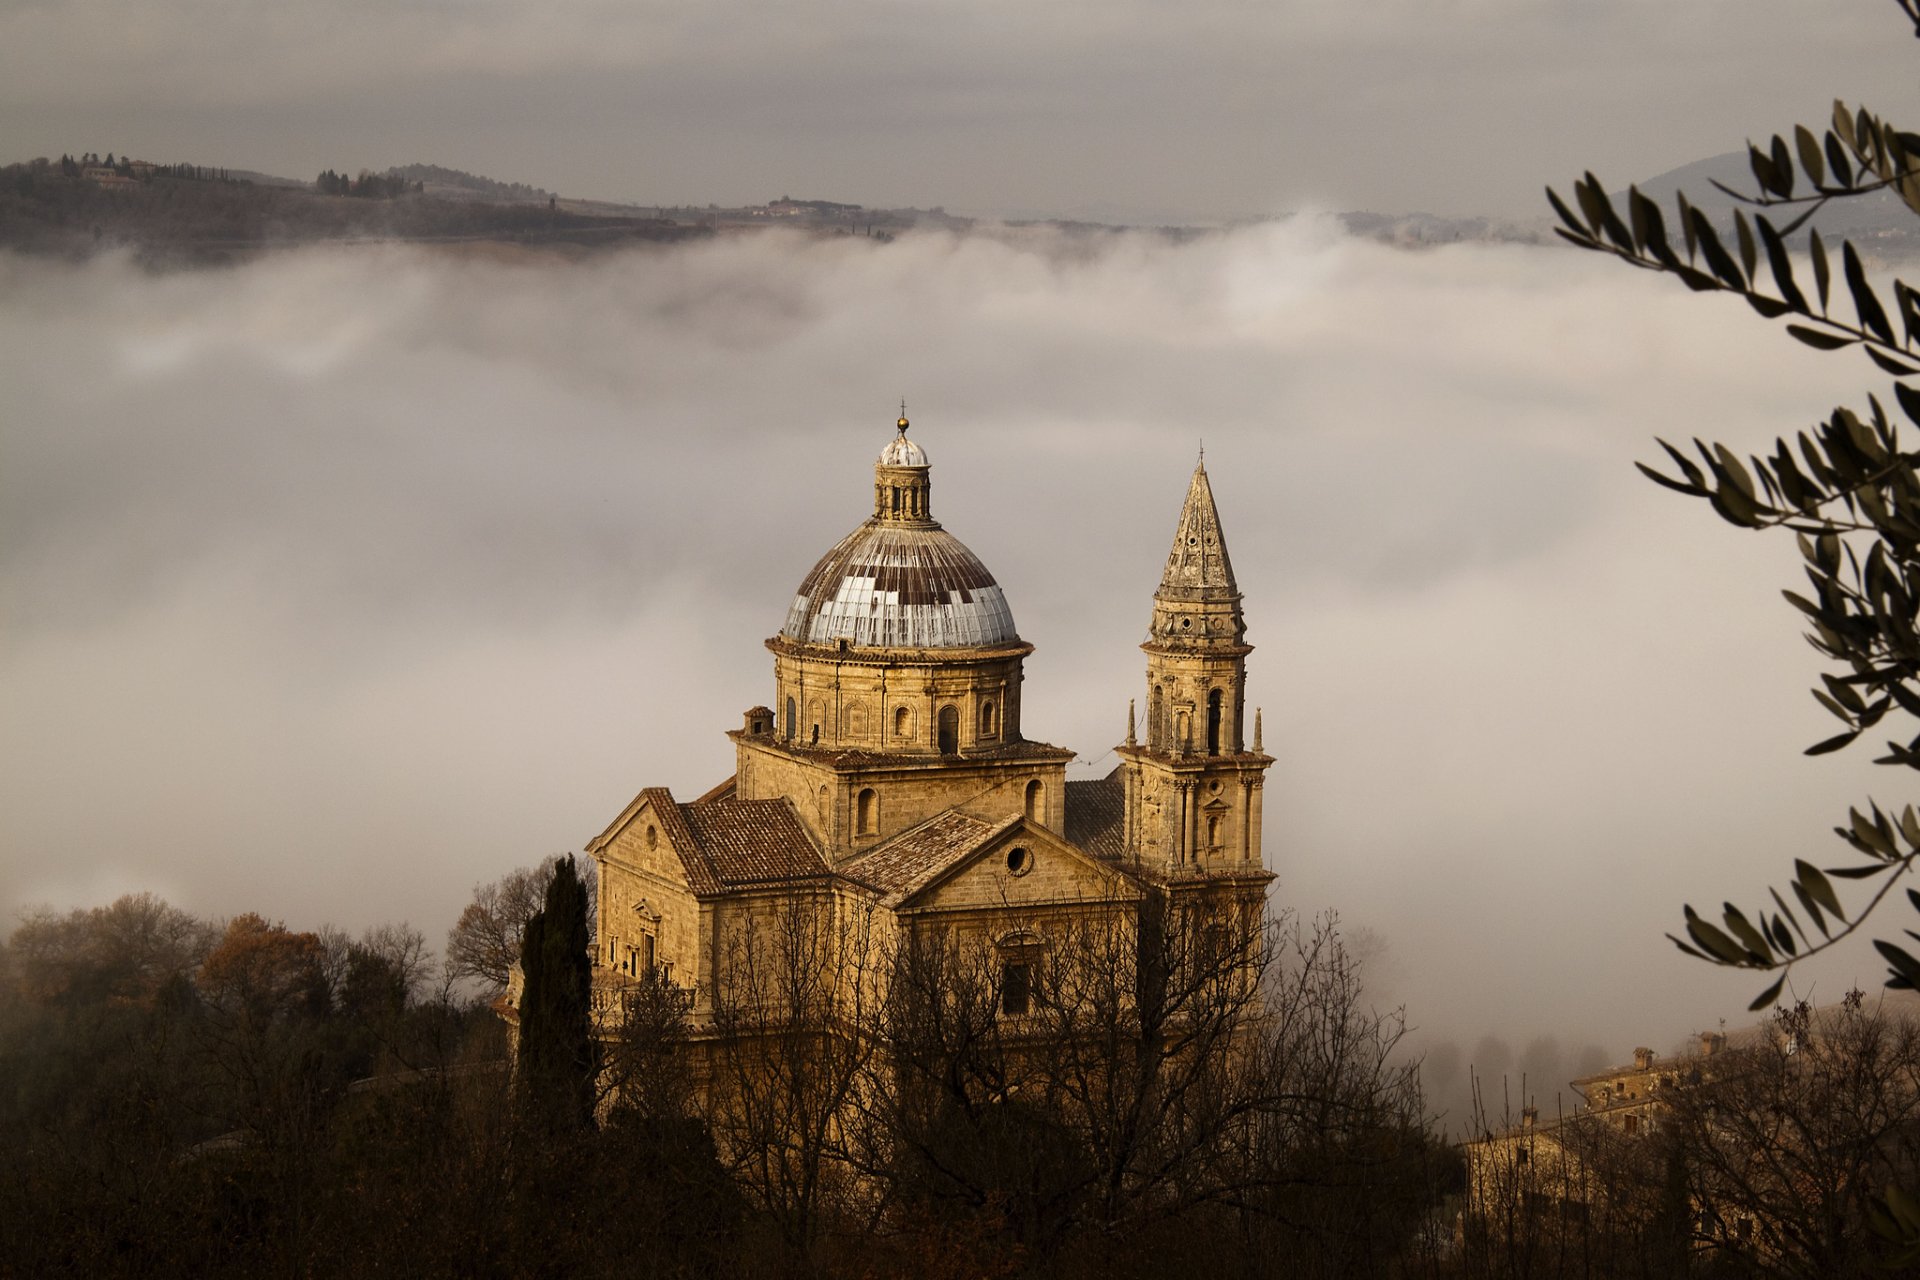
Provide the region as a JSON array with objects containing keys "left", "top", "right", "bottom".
[
  {"left": 1617, "top": 151, "right": 1919, "bottom": 253},
  {"left": 0, "top": 157, "right": 699, "bottom": 265},
  {"left": 386, "top": 164, "right": 556, "bottom": 204}
]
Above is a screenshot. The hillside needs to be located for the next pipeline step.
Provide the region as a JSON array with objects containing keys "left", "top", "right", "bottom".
[
  {"left": 1618, "top": 150, "right": 1920, "bottom": 254},
  {"left": 0, "top": 158, "right": 701, "bottom": 264}
]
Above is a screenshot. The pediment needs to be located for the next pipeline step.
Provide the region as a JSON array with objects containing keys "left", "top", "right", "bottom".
[
  {"left": 897, "top": 817, "right": 1142, "bottom": 914},
  {"left": 585, "top": 787, "right": 710, "bottom": 893}
]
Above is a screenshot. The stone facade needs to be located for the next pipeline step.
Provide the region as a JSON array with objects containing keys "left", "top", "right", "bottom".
[{"left": 567, "top": 412, "right": 1276, "bottom": 1052}]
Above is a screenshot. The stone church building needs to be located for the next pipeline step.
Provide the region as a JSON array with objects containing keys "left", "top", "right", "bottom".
[{"left": 579, "top": 412, "right": 1274, "bottom": 1026}]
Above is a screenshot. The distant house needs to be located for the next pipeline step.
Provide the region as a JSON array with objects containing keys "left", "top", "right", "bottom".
[{"left": 83, "top": 169, "right": 137, "bottom": 190}]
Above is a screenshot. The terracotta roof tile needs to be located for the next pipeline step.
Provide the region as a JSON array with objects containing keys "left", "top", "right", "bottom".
[
  {"left": 840, "top": 810, "right": 1005, "bottom": 904},
  {"left": 640, "top": 787, "right": 720, "bottom": 896},
  {"left": 681, "top": 797, "right": 828, "bottom": 888}
]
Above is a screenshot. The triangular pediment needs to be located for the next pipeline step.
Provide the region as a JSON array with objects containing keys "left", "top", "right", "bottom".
[
  {"left": 894, "top": 816, "right": 1143, "bottom": 914},
  {"left": 585, "top": 787, "right": 718, "bottom": 895}
]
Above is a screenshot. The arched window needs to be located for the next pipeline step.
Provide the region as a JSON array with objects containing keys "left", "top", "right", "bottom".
[
  {"left": 979, "top": 701, "right": 997, "bottom": 737},
  {"left": 1207, "top": 687, "right": 1223, "bottom": 755},
  {"left": 785, "top": 697, "right": 796, "bottom": 740},
  {"left": 894, "top": 706, "right": 911, "bottom": 739},
  {"left": 1024, "top": 779, "right": 1042, "bottom": 821},
  {"left": 937, "top": 705, "right": 959, "bottom": 754},
  {"left": 856, "top": 788, "right": 877, "bottom": 835},
  {"left": 1206, "top": 813, "right": 1221, "bottom": 849},
  {"left": 1151, "top": 685, "right": 1166, "bottom": 750}
]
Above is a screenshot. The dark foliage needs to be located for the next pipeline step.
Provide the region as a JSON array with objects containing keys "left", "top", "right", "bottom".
[{"left": 514, "top": 855, "right": 596, "bottom": 1135}]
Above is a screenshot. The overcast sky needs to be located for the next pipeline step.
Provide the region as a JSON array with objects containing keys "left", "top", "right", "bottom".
[{"left": 3, "top": 0, "right": 1917, "bottom": 219}]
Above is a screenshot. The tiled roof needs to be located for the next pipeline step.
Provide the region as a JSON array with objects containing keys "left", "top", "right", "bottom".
[
  {"left": 741, "top": 737, "right": 1072, "bottom": 767},
  {"left": 634, "top": 787, "right": 720, "bottom": 896},
  {"left": 1066, "top": 770, "right": 1126, "bottom": 859},
  {"left": 682, "top": 797, "right": 828, "bottom": 888},
  {"left": 840, "top": 810, "right": 1009, "bottom": 904}
]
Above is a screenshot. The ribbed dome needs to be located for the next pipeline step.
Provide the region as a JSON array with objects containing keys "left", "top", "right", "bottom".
[
  {"left": 780, "top": 521, "right": 1018, "bottom": 649},
  {"left": 879, "top": 434, "right": 928, "bottom": 467}
]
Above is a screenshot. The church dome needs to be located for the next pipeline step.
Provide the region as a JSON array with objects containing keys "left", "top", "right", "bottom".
[
  {"left": 780, "top": 522, "right": 1018, "bottom": 649},
  {"left": 779, "top": 412, "right": 1017, "bottom": 649}
]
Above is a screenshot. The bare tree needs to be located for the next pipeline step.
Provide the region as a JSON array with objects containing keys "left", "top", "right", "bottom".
[
  {"left": 445, "top": 854, "right": 596, "bottom": 993},
  {"left": 1667, "top": 994, "right": 1920, "bottom": 1277},
  {"left": 704, "top": 889, "right": 886, "bottom": 1255}
]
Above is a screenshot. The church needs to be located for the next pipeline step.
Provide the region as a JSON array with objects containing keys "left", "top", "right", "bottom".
[{"left": 578, "top": 411, "right": 1274, "bottom": 1024}]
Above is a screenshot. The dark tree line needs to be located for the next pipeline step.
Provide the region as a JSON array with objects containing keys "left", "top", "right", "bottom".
[
  {"left": 0, "top": 876, "right": 1457, "bottom": 1278},
  {"left": 313, "top": 169, "right": 421, "bottom": 199}
]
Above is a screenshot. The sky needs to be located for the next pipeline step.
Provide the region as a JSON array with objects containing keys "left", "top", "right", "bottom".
[
  {"left": 8, "top": 0, "right": 1920, "bottom": 1126},
  {"left": 1, "top": 0, "right": 1917, "bottom": 220}
]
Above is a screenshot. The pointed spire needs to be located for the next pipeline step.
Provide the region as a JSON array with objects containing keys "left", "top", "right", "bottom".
[
  {"left": 1253, "top": 707, "right": 1263, "bottom": 753},
  {"left": 1158, "top": 458, "right": 1238, "bottom": 600},
  {"left": 1126, "top": 698, "right": 1137, "bottom": 746}
]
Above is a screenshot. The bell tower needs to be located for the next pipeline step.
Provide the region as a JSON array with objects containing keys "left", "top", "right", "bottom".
[{"left": 1116, "top": 455, "right": 1273, "bottom": 874}]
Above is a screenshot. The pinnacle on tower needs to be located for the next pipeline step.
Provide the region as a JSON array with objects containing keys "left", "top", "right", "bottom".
[{"left": 1158, "top": 458, "right": 1239, "bottom": 602}]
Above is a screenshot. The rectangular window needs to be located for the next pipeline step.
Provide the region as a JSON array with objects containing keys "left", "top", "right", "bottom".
[
  {"left": 642, "top": 933, "right": 655, "bottom": 975},
  {"left": 1002, "top": 962, "right": 1032, "bottom": 1017}
]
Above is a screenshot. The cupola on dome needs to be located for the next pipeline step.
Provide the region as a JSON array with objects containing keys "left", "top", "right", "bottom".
[{"left": 779, "top": 413, "right": 1017, "bottom": 649}]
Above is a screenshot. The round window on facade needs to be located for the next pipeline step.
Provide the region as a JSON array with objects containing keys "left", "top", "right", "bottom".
[{"left": 1006, "top": 846, "right": 1034, "bottom": 876}]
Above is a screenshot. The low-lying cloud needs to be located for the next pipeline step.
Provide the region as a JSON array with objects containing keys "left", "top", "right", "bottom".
[{"left": 0, "top": 224, "right": 1896, "bottom": 1116}]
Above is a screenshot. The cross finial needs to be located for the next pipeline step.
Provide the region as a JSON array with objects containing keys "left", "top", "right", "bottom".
[{"left": 897, "top": 398, "right": 909, "bottom": 434}]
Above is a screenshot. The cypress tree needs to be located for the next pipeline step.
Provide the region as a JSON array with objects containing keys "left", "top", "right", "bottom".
[{"left": 515, "top": 854, "right": 596, "bottom": 1131}]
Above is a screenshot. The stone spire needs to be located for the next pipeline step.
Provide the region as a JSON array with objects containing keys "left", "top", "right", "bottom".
[{"left": 1157, "top": 456, "right": 1238, "bottom": 603}]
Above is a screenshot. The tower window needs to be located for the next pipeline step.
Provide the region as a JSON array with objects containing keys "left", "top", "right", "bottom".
[
  {"left": 1024, "top": 779, "right": 1041, "bottom": 821},
  {"left": 785, "top": 697, "right": 796, "bottom": 740},
  {"left": 857, "top": 787, "right": 877, "bottom": 835},
  {"left": 980, "top": 700, "right": 996, "bottom": 737},
  {"left": 894, "top": 706, "right": 911, "bottom": 738},
  {"left": 938, "top": 705, "right": 959, "bottom": 754},
  {"left": 1207, "top": 687, "right": 1223, "bottom": 755}
]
